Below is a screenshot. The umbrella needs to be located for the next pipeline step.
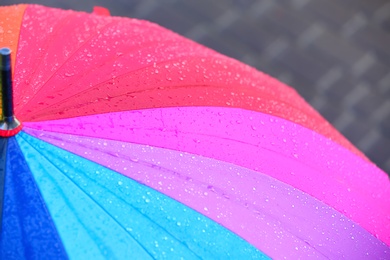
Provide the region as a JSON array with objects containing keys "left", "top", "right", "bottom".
[{"left": 1, "top": 4, "right": 389, "bottom": 259}]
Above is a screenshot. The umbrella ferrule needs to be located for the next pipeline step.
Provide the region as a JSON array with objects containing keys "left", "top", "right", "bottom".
[{"left": 0, "top": 47, "right": 22, "bottom": 137}]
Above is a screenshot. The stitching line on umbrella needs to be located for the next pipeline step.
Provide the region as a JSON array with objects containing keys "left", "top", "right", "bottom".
[
  {"left": 18, "top": 42, "right": 211, "bottom": 116},
  {"left": 18, "top": 16, "right": 121, "bottom": 111},
  {"left": 19, "top": 132, "right": 203, "bottom": 259},
  {"left": 28, "top": 84, "right": 318, "bottom": 122},
  {"left": 26, "top": 128, "right": 358, "bottom": 258},
  {"left": 20, "top": 12, "right": 75, "bottom": 92},
  {"left": 6, "top": 136, "right": 68, "bottom": 258},
  {"left": 18, "top": 132, "right": 156, "bottom": 258}
]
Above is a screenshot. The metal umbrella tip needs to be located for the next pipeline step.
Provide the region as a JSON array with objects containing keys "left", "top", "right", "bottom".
[
  {"left": 0, "top": 47, "right": 11, "bottom": 70},
  {"left": 0, "top": 47, "right": 22, "bottom": 137}
]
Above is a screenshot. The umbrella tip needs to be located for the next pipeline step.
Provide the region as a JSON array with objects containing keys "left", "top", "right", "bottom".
[
  {"left": 0, "top": 47, "right": 11, "bottom": 55},
  {"left": 0, "top": 47, "right": 11, "bottom": 70},
  {"left": 1, "top": 47, "right": 22, "bottom": 137},
  {"left": 0, "top": 47, "right": 11, "bottom": 53}
]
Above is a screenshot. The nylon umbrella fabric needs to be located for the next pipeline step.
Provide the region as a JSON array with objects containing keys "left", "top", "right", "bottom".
[{"left": 0, "top": 4, "right": 389, "bottom": 259}]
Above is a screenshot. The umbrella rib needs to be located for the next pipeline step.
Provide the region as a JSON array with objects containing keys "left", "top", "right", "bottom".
[
  {"left": 19, "top": 133, "right": 202, "bottom": 258},
  {"left": 26, "top": 129, "right": 372, "bottom": 257},
  {"left": 19, "top": 15, "right": 200, "bottom": 114},
  {"left": 4, "top": 137, "right": 69, "bottom": 258},
  {"left": 20, "top": 44, "right": 209, "bottom": 117},
  {"left": 153, "top": 127, "right": 333, "bottom": 178},
  {"left": 18, "top": 134, "right": 156, "bottom": 259},
  {"left": 28, "top": 84, "right": 319, "bottom": 125},
  {"left": 19, "top": 18, "right": 122, "bottom": 111},
  {"left": 20, "top": 12, "right": 75, "bottom": 94},
  {"left": 30, "top": 130, "right": 336, "bottom": 256}
]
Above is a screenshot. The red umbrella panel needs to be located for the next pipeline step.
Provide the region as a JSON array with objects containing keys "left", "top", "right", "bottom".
[{"left": 0, "top": 4, "right": 389, "bottom": 259}]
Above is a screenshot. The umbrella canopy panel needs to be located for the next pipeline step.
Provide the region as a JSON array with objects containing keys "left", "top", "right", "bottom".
[{"left": 0, "top": 4, "right": 389, "bottom": 259}]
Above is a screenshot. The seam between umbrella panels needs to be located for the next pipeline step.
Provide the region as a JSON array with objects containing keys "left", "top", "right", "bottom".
[
  {"left": 19, "top": 10, "right": 200, "bottom": 114},
  {"left": 285, "top": 230, "right": 329, "bottom": 259},
  {"left": 5, "top": 137, "right": 68, "bottom": 259},
  {"left": 26, "top": 130, "right": 264, "bottom": 258},
  {"left": 155, "top": 128, "right": 372, "bottom": 198},
  {"left": 26, "top": 50, "right": 307, "bottom": 115},
  {"left": 21, "top": 18, "right": 123, "bottom": 109},
  {"left": 25, "top": 129, "right": 352, "bottom": 256},
  {"left": 18, "top": 133, "right": 202, "bottom": 259},
  {"left": 20, "top": 40, "right": 211, "bottom": 116},
  {"left": 19, "top": 11, "right": 76, "bottom": 93},
  {"left": 17, "top": 134, "right": 154, "bottom": 258},
  {"left": 51, "top": 123, "right": 372, "bottom": 215},
  {"left": 26, "top": 84, "right": 347, "bottom": 153},
  {"left": 98, "top": 129, "right": 375, "bottom": 259},
  {"left": 24, "top": 73, "right": 359, "bottom": 158},
  {"left": 27, "top": 83, "right": 320, "bottom": 125}
]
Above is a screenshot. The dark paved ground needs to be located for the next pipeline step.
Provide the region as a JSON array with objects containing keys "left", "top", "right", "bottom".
[{"left": 3, "top": 0, "right": 390, "bottom": 175}]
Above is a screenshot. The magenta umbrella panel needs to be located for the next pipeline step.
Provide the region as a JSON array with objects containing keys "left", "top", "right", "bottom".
[{"left": 0, "top": 4, "right": 389, "bottom": 259}]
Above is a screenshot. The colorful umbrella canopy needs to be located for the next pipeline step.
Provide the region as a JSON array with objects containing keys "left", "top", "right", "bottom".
[{"left": 1, "top": 4, "right": 389, "bottom": 259}]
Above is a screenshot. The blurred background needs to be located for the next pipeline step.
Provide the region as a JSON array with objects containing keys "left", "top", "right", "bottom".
[{"left": 2, "top": 0, "right": 390, "bottom": 175}]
